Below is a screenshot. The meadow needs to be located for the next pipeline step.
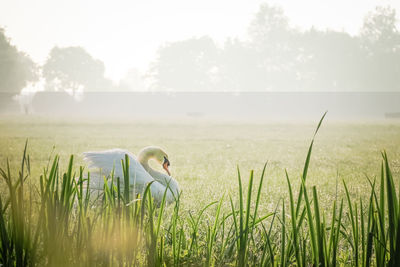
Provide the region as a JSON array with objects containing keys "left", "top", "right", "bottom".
[{"left": 0, "top": 114, "right": 400, "bottom": 266}]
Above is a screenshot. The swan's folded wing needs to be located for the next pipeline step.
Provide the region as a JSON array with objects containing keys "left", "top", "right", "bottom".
[
  {"left": 82, "top": 149, "right": 171, "bottom": 203},
  {"left": 83, "top": 148, "right": 152, "bottom": 184}
]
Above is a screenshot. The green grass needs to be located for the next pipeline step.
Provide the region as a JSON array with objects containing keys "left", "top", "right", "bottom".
[
  {"left": 1, "top": 116, "right": 399, "bottom": 209},
  {"left": 0, "top": 115, "right": 400, "bottom": 266}
]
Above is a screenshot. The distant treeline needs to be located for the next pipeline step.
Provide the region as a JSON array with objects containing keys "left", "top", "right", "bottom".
[
  {"left": 148, "top": 5, "right": 400, "bottom": 92},
  {"left": 1, "top": 4, "right": 399, "bottom": 94}
]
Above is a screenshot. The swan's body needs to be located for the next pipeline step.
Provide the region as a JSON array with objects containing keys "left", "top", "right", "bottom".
[{"left": 83, "top": 147, "right": 180, "bottom": 204}]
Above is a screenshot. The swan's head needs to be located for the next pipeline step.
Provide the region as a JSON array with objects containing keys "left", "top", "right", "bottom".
[
  {"left": 160, "top": 153, "right": 171, "bottom": 176},
  {"left": 138, "top": 146, "right": 171, "bottom": 176}
]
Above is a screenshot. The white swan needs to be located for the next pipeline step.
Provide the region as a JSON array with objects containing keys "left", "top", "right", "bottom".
[{"left": 82, "top": 146, "right": 180, "bottom": 204}]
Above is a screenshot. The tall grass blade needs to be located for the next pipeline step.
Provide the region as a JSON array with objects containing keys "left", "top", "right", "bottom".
[{"left": 296, "top": 111, "right": 327, "bottom": 217}]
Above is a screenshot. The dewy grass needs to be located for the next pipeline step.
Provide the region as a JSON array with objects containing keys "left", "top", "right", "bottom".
[{"left": 1, "top": 113, "right": 400, "bottom": 266}]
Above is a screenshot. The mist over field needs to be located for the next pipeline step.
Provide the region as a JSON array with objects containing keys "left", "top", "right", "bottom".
[
  {"left": 1, "top": 1, "right": 400, "bottom": 266},
  {"left": 0, "top": 1, "right": 400, "bottom": 120}
]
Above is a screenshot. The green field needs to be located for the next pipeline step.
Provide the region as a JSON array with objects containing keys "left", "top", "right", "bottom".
[
  {"left": 1, "top": 115, "right": 400, "bottom": 266},
  {"left": 1, "top": 116, "right": 399, "bottom": 208}
]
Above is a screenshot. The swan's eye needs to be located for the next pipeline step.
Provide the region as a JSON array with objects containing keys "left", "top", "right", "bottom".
[
  {"left": 162, "top": 156, "right": 171, "bottom": 176},
  {"left": 163, "top": 156, "right": 170, "bottom": 166}
]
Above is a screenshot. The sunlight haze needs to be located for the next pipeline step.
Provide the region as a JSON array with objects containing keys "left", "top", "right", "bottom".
[
  {"left": 1, "top": 1, "right": 400, "bottom": 265},
  {"left": 1, "top": 0, "right": 399, "bottom": 81}
]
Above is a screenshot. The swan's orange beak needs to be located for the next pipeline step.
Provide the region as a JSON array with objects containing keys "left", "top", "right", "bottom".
[{"left": 163, "top": 157, "right": 171, "bottom": 176}]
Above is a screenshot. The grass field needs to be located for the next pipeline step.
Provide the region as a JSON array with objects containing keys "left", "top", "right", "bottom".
[
  {"left": 0, "top": 114, "right": 400, "bottom": 266},
  {"left": 1, "top": 115, "right": 399, "bottom": 209}
]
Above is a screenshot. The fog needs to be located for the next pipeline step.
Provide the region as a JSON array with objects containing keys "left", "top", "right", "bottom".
[
  {"left": 1, "top": 92, "right": 399, "bottom": 121},
  {"left": 0, "top": 1, "right": 400, "bottom": 120}
]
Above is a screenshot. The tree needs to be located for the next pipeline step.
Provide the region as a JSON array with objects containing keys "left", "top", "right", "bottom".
[
  {"left": 43, "top": 46, "right": 111, "bottom": 94},
  {"left": 148, "top": 36, "right": 219, "bottom": 91},
  {"left": 0, "top": 28, "right": 38, "bottom": 93},
  {"left": 247, "top": 3, "right": 300, "bottom": 90},
  {"left": 248, "top": 4, "right": 290, "bottom": 45},
  {"left": 360, "top": 6, "right": 400, "bottom": 91},
  {"left": 218, "top": 38, "right": 261, "bottom": 91},
  {"left": 298, "top": 29, "right": 363, "bottom": 91},
  {"left": 361, "top": 6, "right": 400, "bottom": 53}
]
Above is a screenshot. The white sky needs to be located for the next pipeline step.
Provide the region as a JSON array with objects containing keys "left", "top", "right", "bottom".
[{"left": 0, "top": 0, "right": 399, "bottom": 81}]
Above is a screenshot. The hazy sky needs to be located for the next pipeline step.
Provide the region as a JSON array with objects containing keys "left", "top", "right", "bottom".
[{"left": 1, "top": 0, "right": 399, "bottom": 82}]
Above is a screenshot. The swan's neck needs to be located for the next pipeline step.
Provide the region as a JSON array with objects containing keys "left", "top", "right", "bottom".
[
  {"left": 140, "top": 160, "right": 152, "bottom": 174},
  {"left": 137, "top": 148, "right": 179, "bottom": 197},
  {"left": 138, "top": 147, "right": 155, "bottom": 166},
  {"left": 138, "top": 148, "right": 165, "bottom": 182}
]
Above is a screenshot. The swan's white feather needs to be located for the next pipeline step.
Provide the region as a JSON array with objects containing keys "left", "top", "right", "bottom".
[
  {"left": 83, "top": 148, "right": 148, "bottom": 182},
  {"left": 83, "top": 149, "right": 169, "bottom": 201}
]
